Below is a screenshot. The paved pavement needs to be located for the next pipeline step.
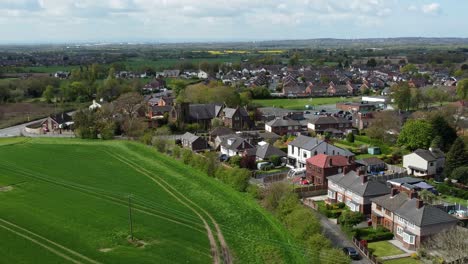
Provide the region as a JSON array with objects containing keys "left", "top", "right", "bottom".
[{"left": 311, "top": 210, "right": 372, "bottom": 264}]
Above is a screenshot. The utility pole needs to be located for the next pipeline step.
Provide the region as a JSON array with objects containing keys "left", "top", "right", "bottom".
[{"left": 128, "top": 195, "right": 134, "bottom": 241}]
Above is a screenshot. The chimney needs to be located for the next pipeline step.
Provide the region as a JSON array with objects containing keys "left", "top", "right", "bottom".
[
  {"left": 391, "top": 188, "right": 398, "bottom": 197},
  {"left": 329, "top": 158, "right": 333, "bottom": 167},
  {"left": 416, "top": 199, "right": 424, "bottom": 209},
  {"left": 410, "top": 191, "right": 418, "bottom": 199},
  {"left": 342, "top": 166, "right": 347, "bottom": 175},
  {"left": 361, "top": 175, "right": 368, "bottom": 184}
]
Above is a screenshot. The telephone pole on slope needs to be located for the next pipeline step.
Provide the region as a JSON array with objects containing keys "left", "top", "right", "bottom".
[{"left": 128, "top": 194, "right": 134, "bottom": 241}]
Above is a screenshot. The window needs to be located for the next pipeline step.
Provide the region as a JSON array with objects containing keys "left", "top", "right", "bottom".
[
  {"left": 385, "top": 209, "right": 391, "bottom": 216},
  {"left": 397, "top": 226, "right": 403, "bottom": 236},
  {"left": 327, "top": 190, "right": 335, "bottom": 199},
  {"left": 429, "top": 162, "right": 434, "bottom": 166},
  {"left": 303, "top": 153, "right": 307, "bottom": 158},
  {"left": 376, "top": 205, "right": 382, "bottom": 211},
  {"left": 403, "top": 233, "right": 415, "bottom": 245},
  {"left": 337, "top": 194, "right": 343, "bottom": 202}
]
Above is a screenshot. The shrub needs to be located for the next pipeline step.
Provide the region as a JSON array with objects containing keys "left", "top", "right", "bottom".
[
  {"left": 229, "top": 155, "right": 242, "bottom": 167},
  {"left": 246, "top": 184, "right": 262, "bottom": 199},
  {"left": 269, "top": 155, "right": 281, "bottom": 166},
  {"left": 346, "top": 133, "right": 355, "bottom": 143},
  {"left": 337, "top": 202, "right": 346, "bottom": 209}
]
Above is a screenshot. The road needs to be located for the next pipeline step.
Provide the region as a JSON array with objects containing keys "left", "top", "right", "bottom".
[
  {"left": 312, "top": 211, "right": 372, "bottom": 264},
  {"left": 0, "top": 118, "right": 47, "bottom": 137}
]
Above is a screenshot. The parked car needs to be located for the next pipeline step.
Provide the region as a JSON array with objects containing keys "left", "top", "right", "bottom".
[
  {"left": 342, "top": 247, "right": 360, "bottom": 260},
  {"left": 219, "top": 154, "right": 229, "bottom": 162}
]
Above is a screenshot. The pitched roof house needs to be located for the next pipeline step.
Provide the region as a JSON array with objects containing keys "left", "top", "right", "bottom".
[
  {"left": 307, "top": 116, "right": 352, "bottom": 134},
  {"left": 265, "top": 118, "right": 302, "bottom": 136},
  {"left": 246, "top": 143, "right": 287, "bottom": 161},
  {"left": 403, "top": 148, "right": 445, "bottom": 177},
  {"left": 219, "top": 135, "right": 254, "bottom": 157},
  {"left": 371, "top": 191, "right": 457, "bottom": 250},
  {"left": 222, "top": 107, "right": 252, "bottom": 130},
  {"left": 306, "top": 154, "right": 356, "bottom": 186},
  {"left": 180, "top": 132, "right": 209, "bottom": 152},
  {"left": 287, "top": 135, "right": 354, "bottom": 168},
  {"left": 327, "top": 171, "right": 391, "bottom": 214}
]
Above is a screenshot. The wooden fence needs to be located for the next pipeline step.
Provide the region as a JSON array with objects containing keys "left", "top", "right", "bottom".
[
  {"left": 294, "top": 184, "right": 328, "bottom": 198},
  {"left": 352, "top": 237, "right": 383, "bottom": 264}
]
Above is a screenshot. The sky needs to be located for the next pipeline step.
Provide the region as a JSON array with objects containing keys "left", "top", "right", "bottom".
[{"left": 0, "top": 0, "right": 466, "bottom": 44}]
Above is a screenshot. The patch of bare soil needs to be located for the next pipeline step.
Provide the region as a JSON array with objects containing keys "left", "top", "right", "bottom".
[
  {"left": 98, "top": 248, "right": 114, "bottom": 253},
  {"left": 0, "top": 186, "right": 13, "bottom": 192}
]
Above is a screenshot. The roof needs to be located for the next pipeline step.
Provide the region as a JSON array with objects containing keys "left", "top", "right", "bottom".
[
  {"left": 395, "top": 199, "right": 457, "bottom": 227},
  {"left": 356, "top": 157, "right": 385, "bottom": 166},
  {"left": 411, "top": 149, "right": 444, "bottom": 162},
  {"left": 219, "top": 135, "right": 253, "bottom": 151},
  {"left": 306, "top": 154, "right": 351, "bottom": 168},
  {"left": 328, "top": 171, "right": 390, "bottom": 197},
  {"left": 289, "top": 135, "right": 354, "bottom": 157},
  {"left": 371, "top": 192, "right": 411, "bottom": 212},
  {"left": 188, "top": 104, "right": 223, "bottom": 120},
  {"left": 255, "top": 143, "right": 287, "bottom": 159},
  {"left": 413, "top": 181, "right": 435, "bottom": 190},
  {"left": 223, "top": 107, "right": 249, "bottom": 118},
  {"left": 266, "top": 118, "right": 301, "bottom": 127},
  {"left": 210, "top": 126, "right": 234, "bottom": 137},
  {"left": 308, "top": 115, "right": 351, "bottom": 125},
  {"left": 181, "top": 132, "right": 200, "bottom": 144},
  {"left": 48, "top": 112, "right": 72, "bottom": 124}
]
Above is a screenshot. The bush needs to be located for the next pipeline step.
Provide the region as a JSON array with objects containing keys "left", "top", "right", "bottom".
[
  {"left": 346, "top": 133, "right": 355, "bottom": 143},
  {"left": 140, "top": 131, "right": 153, "bottom": 145},
  {"left": 246, "top": 184, "right": 262, "bottom": 199},
  {"left": 229, "top": 155, "right": 242, "bottom": 167},
  {"left": 337, "top": 202, "right": 346, "bottom": 209},
  {"left": 269, "top": 155, "right": 282, "bottom": 166},
  {"left": 355, "top": 227, "right": 394, "bottom": 242}
]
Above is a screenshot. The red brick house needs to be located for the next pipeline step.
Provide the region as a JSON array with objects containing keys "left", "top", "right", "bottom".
[
  {"left": 306, "top": 154, "right": 356, "bottom": 186},
  {"left": 265, "top": 118, "right": 302, "bottom": 136},
  {"left": 222, "top": 107, "right": 253, "bottom": 130},
  {"left": 307, "top": 116, "right": 353, "bottom": 134}
]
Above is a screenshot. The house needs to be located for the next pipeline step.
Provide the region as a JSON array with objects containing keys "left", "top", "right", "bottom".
[
  {"left": 163, "top": 70, "right": 180, "bottom": 78},
  {"left": 287, "top": 135, "right": 354, "bottom": 168},
  {"left": 147, "top": 105, "right": 173, "bottom": 120},
  {"left": 209, "top": 126, "right": 235, "bottom": 143},
  {"left": 158, "top": 96, "right": 174, "bottom": 106},
  {"left": 371, "top": 191, "right": 457, "bottom": 250},
  {"left": 265, "top": 118, "right": 302, "bottom": 136},
  {"left": 353, "top": 112, "right": 376, "bottom": 130},
  {"left": 180, "top": 132, "right": 209, "bottom": 152},
  {"left": 89, "top": 100, "right": 102, "bottom": 110},
  {"left": 222, "top": 107, "right": 252, "bottom": 130},
  {"left": 257, "top": 107, "right": 304, "bottom": 122},
  {"left": 198, "top": 70, "right": 208, "bottom": 79},
  {"left": 307, "top": 116, "right": 352, "bottom": 134},
  {"left": 403, "top": 148, "right": 445, "bottom": 177},
  {"left": 387, "top": 177, "right": 437, "bottom": 195},
  {"left": 306, "top": 154, "right": 356, "bottom": 186},
  {"left": 327, "top": 171, "right": 391, "bottom": 214},
  {"left": 336, "top": 102, "right": 377, "bottom": 113},
  {"left": 170, "top": 103, "right": 224, "bottom": 130},
  {"left": 356, "top": 157, "right": 386, "bottom": 173},
  {"left": 219, "top": 135, "right": 254, "bottom": 157},
  {"left": 41, "top": 112, "right": 74, "bottom": 134},
  {"left": 246, "top": 142, "right": 287, "bottom": 161}
]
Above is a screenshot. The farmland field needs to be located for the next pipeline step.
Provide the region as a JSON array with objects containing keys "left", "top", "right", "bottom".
[
  {"left": 252, "top": 97, "right": 359, "bottom": 110},
  {"left": 0, "top": 138, "right": 305, "bottom": 264}
]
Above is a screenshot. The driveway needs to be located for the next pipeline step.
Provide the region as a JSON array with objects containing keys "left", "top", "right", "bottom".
[{"left": 312, "top": 211, "right": 372, "bottom": 264}]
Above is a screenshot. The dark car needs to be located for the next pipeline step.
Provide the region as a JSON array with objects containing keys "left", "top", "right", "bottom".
[
  {"left": 342, "top": 247, "right": 360, "bottom": 260},
  {"left": 219, "top": 154, "right": 229, "bottom": 162}
]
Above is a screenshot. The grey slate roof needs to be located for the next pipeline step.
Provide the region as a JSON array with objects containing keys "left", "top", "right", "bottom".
[
  {"left": 356, "top": 157, "right": 385, "bottom": 166},
  {"left": 188, "top": 104, "right": 223, "bottom": 120},
  {"left": 412, "top": 149, "right": 444, "bottom": 162},
  {"left": 308, "top": 115, "right": 351, "bottom": 125},
  {"left": 289, "top": 135, "right": 354, "bottom": 157},
  {"left": 395, "top": 199, "right": 457, "bottom": 227},
  {"left": 387, "top": 177, "right": 423, "bottom": 185},
  {"left": 328, "top": 171, "right": 390, "bottom": 197},
  {"left": 210, "top": 126, "right": 234, "bottom": 137},
  {"left": 266, "top": 118, "right": 301, "bottom": 127},
  {"left": 256, "top": 143, "right": 287, "bottom": 159},
  {"left": 223, "top": 107, "right": 249, "bottom": 118},
  {"left": 219, "top": 135, "right": 253, "bottom": 151},
  {"left": 181, "top": 132, "right": 200, "bottom": 144},
  {"left": 371, "top": 192, "right": 411, "bottom": 212}
]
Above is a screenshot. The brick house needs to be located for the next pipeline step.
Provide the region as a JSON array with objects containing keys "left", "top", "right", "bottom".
[
  {"left": 307, "top": 116, "right": 353, "bottom": 134},
  {"left": 336, "top": 102, "right": 377, "bottom": 113},
  {"left": 222, "top": 107, "right": 252, "bottom": 130},
  {"left": 265, "top": 118, "right": 302, "bottom": 136},
  {"left": 327, "top": 171, "right": 390, "bottom": 214},
  {"left": 180, "top": 132, "right": 209, "bottom": 152},
  {"left": 371, "top": 191, "right": 457, "bottom": 250},
  {"left": 306, "top": 154, "right": 356, "bottom": 186}
]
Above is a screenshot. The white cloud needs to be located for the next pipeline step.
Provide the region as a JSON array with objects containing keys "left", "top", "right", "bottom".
[{"left": 422, "top": 3, "right": 441, "bottom": 14}]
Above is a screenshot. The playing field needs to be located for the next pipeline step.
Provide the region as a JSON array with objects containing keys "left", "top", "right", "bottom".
[
  {"left": 252, "top": 97, "right": 359, "bottom": 110},
  {"left": 0, "top": 138, "right": 305, "bottom": 264}
]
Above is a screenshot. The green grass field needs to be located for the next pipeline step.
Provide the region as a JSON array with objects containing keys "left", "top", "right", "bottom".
[
  {"left": 252, "top": 97, "right": 359, "bottom": 110},
  {"left": 0, "top": 138, "right": 305, "bottom": 264},
  {"left": 368, "top": 241, "right": 404, "bottom": 258}
]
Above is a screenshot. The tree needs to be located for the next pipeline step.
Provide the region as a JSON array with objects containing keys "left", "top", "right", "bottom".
[
  {"left": 400, "top": 63, "right": 418, "bottom": 74},
  {"left": 269, "top": 155, "right": 281, "bottom": 166},
  {"left": 429, "top": 115, "right": 458, "bottom": 152},
  {"left": 397, "top": 120, "right": 433, "bottom": 150},
  {"left": 339, "top": 211, "right": 364, "bottom": 228},
  {"left": 421, "top": 227, "right": 468, "bottom": 263},
  {"left": 263, "top": 182, "right": 292, "bottom": 211},
  {"left": 425, "top": 86, "right": 448, "bottom": 106},
  {"left": 42, "top": 85, "right": 55, "bottom": 103},
  {"left": 114, "top": 92, "right": 145, "bottom": 137},
  {"left": 366, "top": 111, "right": 401, "bottom": 143},
  {"left": 366, "top": 58, "right": 377, "bottom": 68},
  {"left": 288, "top": 53, "right": 300, "bottom": 66},
  {"left": 418, "top": 190, "right": 438, "bottom": 204},
  {"left": 391, "top": 83, "right": 411, "bottom": 111},
  {"left": 346, "top": 133, "right": 355, "bottom": 143},
  {"left": 444, "top": 137, "right": 468, "bottom": 178},
  {"left": 172, "top": 80, "right": 188, "bottom": 97},
  {"left": 456, "top": 78, "right": 468, "bottom": 100},
  {"left": 430, "top": 136, "right": 443, "bottom": 149},
  {"left": 451, "top": 166, "right": 468, "bottom": 185}
]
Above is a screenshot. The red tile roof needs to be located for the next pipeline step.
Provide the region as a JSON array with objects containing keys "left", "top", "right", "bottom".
[{"left": 306, "top": 154, "right": 351, "bottom": 168}]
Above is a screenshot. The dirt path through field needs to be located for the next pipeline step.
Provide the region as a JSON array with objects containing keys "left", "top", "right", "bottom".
[{"left": 106, "top": 151, "right": 223, "bottom": 264}]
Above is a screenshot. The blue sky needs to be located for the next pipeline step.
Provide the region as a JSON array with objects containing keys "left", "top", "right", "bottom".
[{"left": 0, "top": 0, "right": 465, "bottom": 43}]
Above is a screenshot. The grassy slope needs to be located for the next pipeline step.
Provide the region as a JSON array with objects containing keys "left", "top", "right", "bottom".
[
  {"left": 0, "top": 138, "right": 305, "bottom": 264},
  {"left": 252, "top": 97, "right": 358, "bottom": 110}
]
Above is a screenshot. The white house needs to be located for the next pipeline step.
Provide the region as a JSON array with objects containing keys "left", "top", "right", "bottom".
[
  {"left": 402, "top": 148, "right": 445, "bottom": 177},
  {"left": 219, "top": 135, "right": 253, "bottom": 157},
  {"left": 198, "top": 70, "right": 208, "bottom": 79},
  {"left": 287, "top": 135, "right": 354, "bottom": 168}
]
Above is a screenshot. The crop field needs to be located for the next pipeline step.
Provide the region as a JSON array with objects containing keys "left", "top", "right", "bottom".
[
  {"left": 252, "top": 96, "right": 359, "bottom": 110},
  {"left": 0, "top": 138, "right": 305, "bottom": 264}
]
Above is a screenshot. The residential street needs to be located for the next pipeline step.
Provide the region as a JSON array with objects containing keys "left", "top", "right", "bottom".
[{"left": 312, "top": 210, "right": 372, "bottom": 264}]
